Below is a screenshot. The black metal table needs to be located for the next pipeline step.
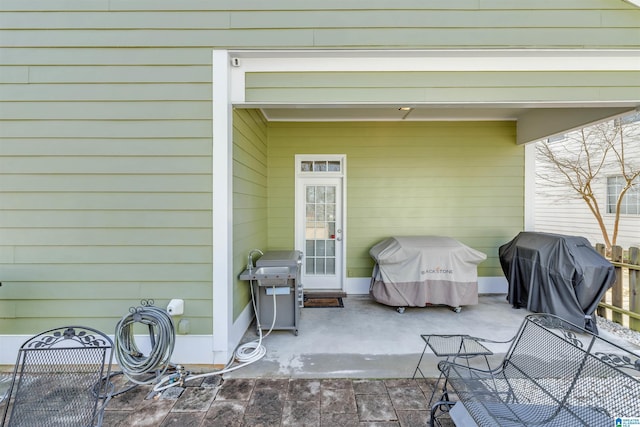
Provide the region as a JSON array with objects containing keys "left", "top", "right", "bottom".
[{"left": 413, "top": 334, "right": 493, "bottom": 407}]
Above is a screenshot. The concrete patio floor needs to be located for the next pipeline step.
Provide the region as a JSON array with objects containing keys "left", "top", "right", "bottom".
[{"left": 225, "top": 294, "right": 530, "bottom": 379}]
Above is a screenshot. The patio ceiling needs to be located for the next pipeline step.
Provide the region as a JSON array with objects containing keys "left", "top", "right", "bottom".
[
  {"left": 255, "top": 104, "right": 637, "bottom": 144},
  {"left": 260, "top": 105, "right": 529, "bottom": 122}
]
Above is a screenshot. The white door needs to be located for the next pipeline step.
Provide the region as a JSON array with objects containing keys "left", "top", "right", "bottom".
[{"left": 295, "top": 157, "right": 345, "bottom": 291}]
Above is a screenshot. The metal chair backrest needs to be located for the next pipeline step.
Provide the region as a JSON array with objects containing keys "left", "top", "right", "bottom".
[
  {"left": 1, "top": 326, "right": 114, "bottom": 427},
  {"left": 501, "top": 314, "right": 640, "bottom": 422}
]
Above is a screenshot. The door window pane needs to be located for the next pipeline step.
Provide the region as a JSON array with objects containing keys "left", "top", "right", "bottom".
[
  {"left": 301, "top": 161, "right": 313, "bottom": 172},
  {"left": 306, "top": 240, "right": 315, "bottom": 256},
  {"left": 326, "top": 187, "right": 336, "bottom": 203},
  {"left": 306, "top": 257, "right": 315, "bottom": 274},
  {"left": 313, "top": 162, "right": 327, "bottom": 172},
  {"left": 326, "top": 240, "right": 335, "bottom": 256},
  {"left": 326, "top": 258, "right": 335, "bottom": 275},
  {"left": 326, "top": 204, "right": 335, "bottom": 220},
  {"left": 300, "top": 159, "right": 342, "bottom": 173},
  {"left": 306, "top": 204, "right": 315, "bottom": 221},
  {"left": 306, "top": 186, "right": 315, "bottom": 203},
  {"left": 305, "top": 223, "right": 316, "bottom": 239}
]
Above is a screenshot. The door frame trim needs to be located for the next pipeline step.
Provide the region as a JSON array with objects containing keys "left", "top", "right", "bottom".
[{"left": 294, "top": 154, "right": 347, "bottom": 291}]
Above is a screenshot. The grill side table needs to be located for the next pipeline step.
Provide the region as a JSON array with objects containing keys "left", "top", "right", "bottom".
[{"left": 413, "top": 334, "right": 493, "bottom": 408}]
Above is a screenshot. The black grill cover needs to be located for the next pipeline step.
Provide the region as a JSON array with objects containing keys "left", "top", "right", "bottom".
[{"left": 499, "top": 232, "right": 615, "bottom": 334}]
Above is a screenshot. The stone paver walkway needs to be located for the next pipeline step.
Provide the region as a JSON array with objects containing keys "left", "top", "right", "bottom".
[{"left": 103, "top": 375, "right": 452, "bottom": 426}]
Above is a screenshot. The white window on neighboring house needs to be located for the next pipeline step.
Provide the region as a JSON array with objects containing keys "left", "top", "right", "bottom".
[{"left": 607, "top": 175, "right": 640, "bottom": 215}]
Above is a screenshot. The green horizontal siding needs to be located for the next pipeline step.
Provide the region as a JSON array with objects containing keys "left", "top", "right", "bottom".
[
  {"left": 1, "top": 102, "right": 212, "bottom": 120},
  {"left": 0, "top": 211, "right": 211, "bottom": 228},
  {"left": 2, "top": 27, "right": 638, "bottom": 48},
  {"left": 0, "top": 139, "right": 212, "bottom": 156},
  {"left": 0, "top": 1, "right": 638, "bottom": 49},
  {"left": 246, "top": 71, "right": 640, "bottom": 104},
  {"left": 0, "top": 51, "right": 213, "bottom": 335},
  {"left": 0, "top": 155, "right": 210, "bottom": 172},
  {"left": 0, "top": 65, "right": 212, "bottom": 83},
  {"left": 232, "top": 109, "right": 268, "bottom": 320},
  {"left": 1, "top": 193, "right": 211, "bottom": 210},
  {"left": 0, "top": 318, "right": 213, "bottom": 337},
  {"left": 0, "top": 0, "right": 634, "bottom": 11},
  {"left": 1, "top": 10, "right": 635, "bottom": 29},
  {"left": 1, "top": 246, "right": 211, "bottom": 264},
  {"left": 267, "top": 121, "right": 523, "bottom": 278},
  {"left": 0, "top": 47, "right": 212, "bottom": 65},
  {"left": 0, "top": 83, "right": 211, "bottom": 101},
  {"left": 248, "top": 71, "right": 640, "bottom": 88}
]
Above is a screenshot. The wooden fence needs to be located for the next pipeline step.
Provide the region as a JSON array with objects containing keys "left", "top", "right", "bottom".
[{"left": 595, "top": 244, "right": 640, "bottom": 332}]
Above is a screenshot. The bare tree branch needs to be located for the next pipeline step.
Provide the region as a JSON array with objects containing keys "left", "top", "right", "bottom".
[{"left": 536, "top": 114, "right": 640, "bottom": 250}]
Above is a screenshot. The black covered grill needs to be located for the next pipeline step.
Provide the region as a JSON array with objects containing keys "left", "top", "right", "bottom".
[{"left": 499, "top": 232, "right": 615, "bottom": 333}]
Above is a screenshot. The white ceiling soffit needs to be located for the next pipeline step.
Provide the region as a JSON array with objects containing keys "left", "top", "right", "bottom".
[
  {"left": 258, "top": 105, "right": 527, "bottom": 122},
  {"left": 254, "top": 104, "right": 638, "bottom": 123}
]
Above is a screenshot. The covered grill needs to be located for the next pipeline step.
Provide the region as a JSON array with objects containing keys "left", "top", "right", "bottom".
[
  {"left": 369, "top": 236, "right": 487, "bottom": 312},
  {"left": 499, "top": 232, "right": 615, "bottom": 333}
]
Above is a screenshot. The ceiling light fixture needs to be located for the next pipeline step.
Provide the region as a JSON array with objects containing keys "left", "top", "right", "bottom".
[{"left": 398, "top": 107, "right": 413, "bottom": 120}]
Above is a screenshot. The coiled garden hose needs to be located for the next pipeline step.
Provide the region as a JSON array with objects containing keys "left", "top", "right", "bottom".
[
  {"left": 112, "top": 287, "right": 277, "bottom": 394},
  {"left": 114, "top": 301, "right": 176, "bottom": 385}
]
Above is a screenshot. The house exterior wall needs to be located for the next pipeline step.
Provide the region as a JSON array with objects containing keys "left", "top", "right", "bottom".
[
  {"left": 0, "top": 0, "right": 638, "bottom": 338},
  {"left": 266, "top": 121, "right": 522, "bottom": 279}
]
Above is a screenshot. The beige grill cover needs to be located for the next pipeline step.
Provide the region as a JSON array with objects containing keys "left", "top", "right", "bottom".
[{"left": 369, "top": 236, "right": 487, "bottom": 307}]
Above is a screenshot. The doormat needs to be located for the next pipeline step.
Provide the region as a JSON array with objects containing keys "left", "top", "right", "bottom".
[{"left": 303, "top": 296, "right": 344, "bottom": 308}]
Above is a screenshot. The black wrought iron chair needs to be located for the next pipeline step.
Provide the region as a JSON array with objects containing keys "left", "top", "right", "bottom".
[{"left": 1, "top": 326, "right": 114, "bottom": 427}]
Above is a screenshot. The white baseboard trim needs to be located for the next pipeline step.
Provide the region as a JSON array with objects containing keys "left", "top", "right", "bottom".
[
  {"left": 0, "top": 303, "right": 256, "bottom": 367},
  {"left": 478, "top": 276, "right": 509, "bottom": 294},
  {"left": 346, "top": 276, "right": 508, "bottom": 295},
  {"left": 0, "top": 335, "right": 25, "bottom": 366},
  {"left": 0, "top": 334, "right": 216, "bottom": 367},
  {"left": 218, "top": 300, "right": 254, "bottom": 365}
]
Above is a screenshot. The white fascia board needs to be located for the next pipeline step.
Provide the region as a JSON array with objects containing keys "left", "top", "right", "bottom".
[
  {"left": 229, "top": 49, "right": 640, "bottom": 72},
  {"left": 229, "top": 49, "right": 640, "bottom": 104}
]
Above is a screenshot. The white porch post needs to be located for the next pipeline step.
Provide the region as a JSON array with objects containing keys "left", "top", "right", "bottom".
[{"left": 212, "top": 50, "right": 233, "bottom": 365}]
